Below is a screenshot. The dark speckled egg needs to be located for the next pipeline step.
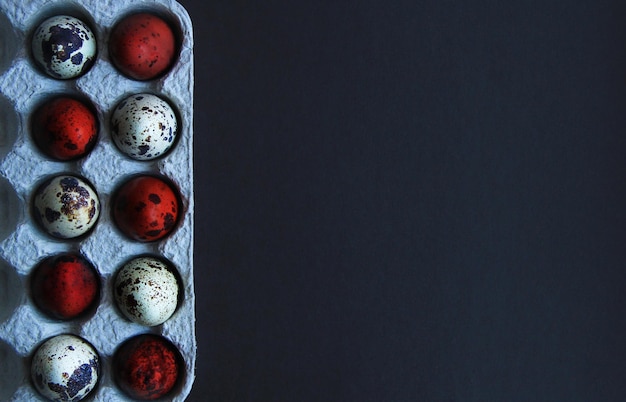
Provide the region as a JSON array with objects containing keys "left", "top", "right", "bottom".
[
  {"left": 31, "top": 253, "right": 100, "bottom": 321},
  {"left": 113, "top": 334, "right": 181, "bottom": 400},
  {"left": 109, "top": 13, "right": 176, "bottom": 80},
  {"left": 113, "top": 175, "right": 180, "bottom": 242},
  {"left": 31, "top": 15, "right": 97, "bottom": 79},
  {"left": 32, "top": 96, "right": 99, "bottom": 161},
  {"left": 33, "top": 175, "right": 100, "bottom": 239},
  {"left": 31, "top": 334, "right": 100, "bottom": 402}
]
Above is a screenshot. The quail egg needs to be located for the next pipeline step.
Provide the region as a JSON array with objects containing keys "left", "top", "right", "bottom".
[
  {"left": 32, "top": 96, "right": 99, "bottom": 161},
  {"left": 33, "top": 175, "right": 100, "bottom": 239},
  {"left": 114, "top": 334, "right": 181, "bottom": 400},
  {"left": 31, "top": 15, "right": 97, "bottom": 79},
  {"left": 31, "top": 253, "right": 100, "bottom": 320},
  {"left": 112, "top": 175, "right": 180, "bottom": 242},
  {"left": 114, "top": 256, "right": 180, "bottom": 326},
  {"left": 31, "top": 334, "right": 100, "bottom": 402},
  {"left": 111, "top": 93, "right": 178, "bottom": 160},
  {"left": 109, "top": 13, "right": 177, "bottom": 80}
]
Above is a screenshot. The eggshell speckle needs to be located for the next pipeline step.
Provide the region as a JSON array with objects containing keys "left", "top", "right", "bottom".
[
  {"left": 113, "top": 334, "right": 181, "bottom": 400},
  {"left": 33, "top": 175, "right": 100, "bottom": 239},
  {"left": 31, "top": 334, "right": 100, "bottom": 402},
  {"left": 111, "top": 93, "right": 178, "bottom": 160},
  {"left": 31, "top": 15, "right": 97, "bottom": 79},
  {"left": 32, "top": 96, "right": 98, "bottom": 161},
  {"left": 113, "top": 175, "right": 180, "bottom": 242},
  {"left": 31, "top": 253, "right": 100, "bottom": 320},
  {"left": 114, "top": 256, "right": 179, "bottom": 326},
  {"left": 109, "top": 13, "right": 176, "bottom": 80}
]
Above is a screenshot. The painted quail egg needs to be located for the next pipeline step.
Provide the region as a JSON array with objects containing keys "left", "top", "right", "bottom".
[
  {"left": 114, "top": 334, "right": 182, "bottom": 400},
  {"left": 109, "top": 13, "right": 177, "bottom": 80},
  {"left": 111, "top": 93, "right": 178, "bottom": 160},
  {"left": 32, "top": 96, "right": 99, "bottom": 161},
  {"left": 114, "top": 256, "right": 180, "bottom": 326},
  {"left": 31, "top": 253, "right": 100, "bottom": 320},
  {"left": 113, "top": 175, "right": 180, "bottom": 242},
  {"left": 33, "top": 175, "right": 100, "bottom": 239},
  {"left": 31, "top": 334, "right": 100, "bottom": 402},
  {"left": 31, "top": 15, "right": 97, "bottom": 79}
]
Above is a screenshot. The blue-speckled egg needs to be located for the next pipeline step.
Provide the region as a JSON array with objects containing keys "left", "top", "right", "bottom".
[
  {"left": 31, "top": 15, "right": 97, "bottom": 79},
  {"left": 111, "top": 93, "right": 178, "bottom": 160},
  {"left": 31, "top": 334, "right": 100, "bottom": 402}
]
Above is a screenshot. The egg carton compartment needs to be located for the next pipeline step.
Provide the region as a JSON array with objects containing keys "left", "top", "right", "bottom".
[
  {"left": 0, "top": 94, "right": 19, "bottom": 160},
  {"left": 0, "top": 11, "right": 19, "bottom": 76},
  {"left": 0, "top": 176, "right": 22, "bottom": 242},
  {"left": 0, "top": 0, "right": 195, "bottom": 401}
]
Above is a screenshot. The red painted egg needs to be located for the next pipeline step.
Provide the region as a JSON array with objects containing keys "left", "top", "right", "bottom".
[
  {"left": 114, "top": 334, "right": 182, "bottom": 400},
  {"left": 30, "top": 253, "right": 100, "bottom": 320},
  {"left": 32, "top": 97, "right": 98, "bottom": 161},
  {"left": 113, "top": 175, "right": 180, "bottom": 242},
  {"left": 109, "top": 13, "right": 177, "bottom": 80}
]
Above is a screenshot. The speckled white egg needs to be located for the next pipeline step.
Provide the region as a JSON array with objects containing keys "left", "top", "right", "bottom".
[
  {"left": 33, "top": 175, "right": 100, "bottom": 239},
  {"left": 31, "top": 334, "right": 100, "bottom": 402},
  {"left": 31, "top": 15, "right": 97, "bottom": 79},
  {"left": 114, "top": 256, "right": 180, "bottom": 326},
  {"left": 111, "top": 93, "right": 178, "bottom": 160}
]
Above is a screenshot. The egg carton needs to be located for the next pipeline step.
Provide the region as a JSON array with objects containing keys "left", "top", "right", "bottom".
[{"left": 0, "top": 0, "right": 195, "bottom": 401}]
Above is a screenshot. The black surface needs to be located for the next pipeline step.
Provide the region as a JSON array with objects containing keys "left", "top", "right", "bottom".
[{"left": 182, "top": 0, "right": 626, "bottom": 400}]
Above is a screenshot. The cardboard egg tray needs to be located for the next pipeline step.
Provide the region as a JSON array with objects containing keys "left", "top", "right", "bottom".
[{"left": 0, "top": 0, "right": 195, "bottom": 400}]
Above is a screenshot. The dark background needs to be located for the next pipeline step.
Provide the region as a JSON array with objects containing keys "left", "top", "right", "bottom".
[{"left": 180, "top": 0, "right": 626, "bottom": 400}]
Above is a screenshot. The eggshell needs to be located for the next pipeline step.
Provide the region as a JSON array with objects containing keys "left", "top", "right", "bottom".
[
  {"left": 109, "top": 13, "right": 176, "bottom": 80},
  {"left": 31, "top": 334, "right": 100, "bottom": 402},
  {"left": 114, "top": 256, "right": 179, "bottom": 326},
  {"left": 30, "top": 253, "right": 100, "bottom": 320},
  {"left": 32, "top": 96, "right": 98, "bottom": 161},
  {"left": 111, "top": 93, "right": 178, "bottom": 161},
  {"left": 112, "top": 175, "right": 180, "bottom": 242},
  {"left": 32, "top": 175, "right": 100, "bottom": 239},
  {"left": 113, "top": 334, "right": 182, "bottom": 400},
  {"left": 31, "top": 15, "right": 96, "bottom": 79}
]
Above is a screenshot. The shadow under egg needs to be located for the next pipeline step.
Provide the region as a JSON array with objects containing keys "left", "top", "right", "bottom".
[
  {"left": 0, "top": 176, "right": 21, "bottom": 242},
  {"left": 0, "top": 94, "right": 19, "bottom": 161},
  {"left": 0, "top": 11, "right": 18, "bottom": 75},
  {"left": 0, "top": 258, "right": 22, "bottom": 324},
  {"left": 0, "top": 340, "right": 24, "bottom": 401}
]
